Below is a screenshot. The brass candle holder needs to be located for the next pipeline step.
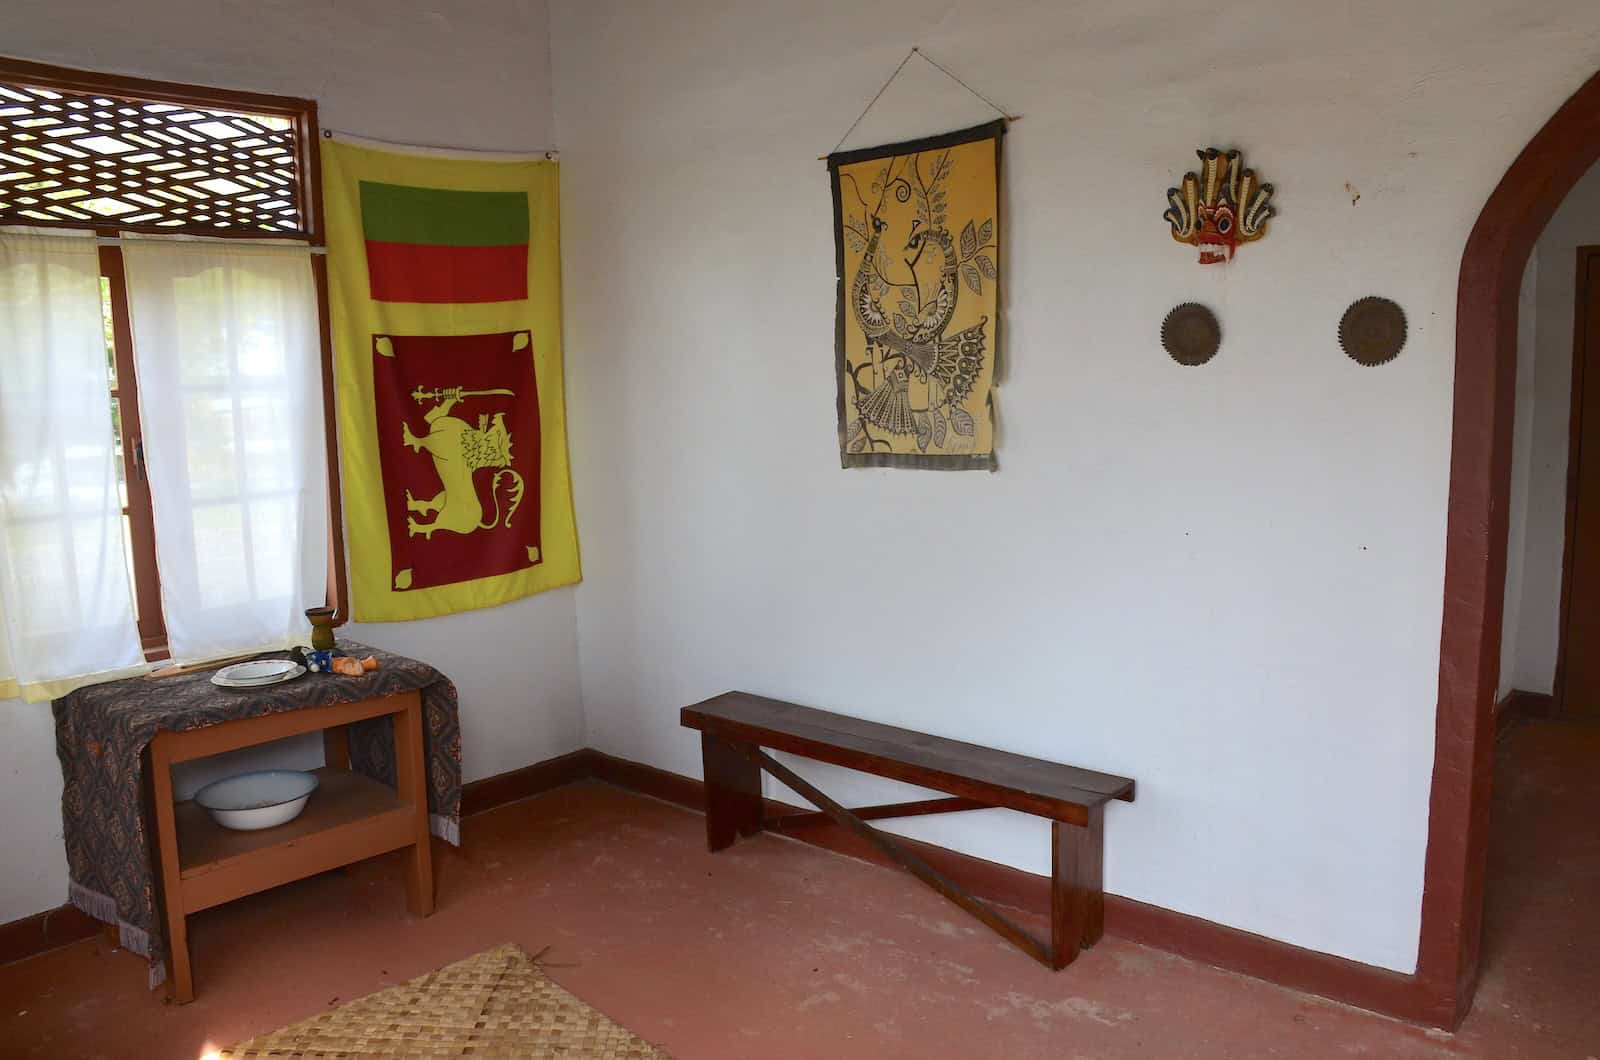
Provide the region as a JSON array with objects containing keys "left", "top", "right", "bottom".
[{"left": 305, "top": 606, "right": 337, "bottom": 652}]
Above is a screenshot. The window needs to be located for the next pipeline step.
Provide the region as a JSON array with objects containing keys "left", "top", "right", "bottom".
[
  {"left": 0, "top": 58, "right": 345, "bottom": 666},
  {"left": 0, "top": 62, "right": 315, "bottom": 238}
]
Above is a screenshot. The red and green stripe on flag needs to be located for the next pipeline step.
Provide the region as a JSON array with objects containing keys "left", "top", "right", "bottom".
[{"left": 360, "top": 181, "right": 529, "bottom": 303}]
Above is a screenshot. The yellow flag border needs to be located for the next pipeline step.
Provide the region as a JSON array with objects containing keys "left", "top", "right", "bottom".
[{"left": 321, "top": 140, "right": 580, "bottom": 622}]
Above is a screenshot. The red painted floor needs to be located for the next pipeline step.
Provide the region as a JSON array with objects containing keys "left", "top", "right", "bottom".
[{"left": 1, "top": 719, "right": 1595, "bottom": 1059}]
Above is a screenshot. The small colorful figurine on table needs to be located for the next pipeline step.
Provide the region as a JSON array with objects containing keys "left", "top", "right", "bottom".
[{"left": 304, "top": 650, "right": 378, "bottom": 675}]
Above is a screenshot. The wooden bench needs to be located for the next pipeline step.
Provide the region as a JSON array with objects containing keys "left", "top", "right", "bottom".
[{"left": 680, "top": 691, "right": 1135, "bottom": 970}]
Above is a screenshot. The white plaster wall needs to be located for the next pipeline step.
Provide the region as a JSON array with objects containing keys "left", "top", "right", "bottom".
[
  {"left": 0, "top": 0, "right": 582, "bottom": 925},
  {"left": 1502, "top": 160, "right": 1600, "bottom": 694},
  {"left": 1502, "top": 255, "right": 1539, "bottom": 701},
  {"left": 553, "top": 0, "right": 1600, "bottom": 973}
]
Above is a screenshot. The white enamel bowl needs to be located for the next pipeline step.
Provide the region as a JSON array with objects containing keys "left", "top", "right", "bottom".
[{"left": 193, "top": 769, "right": 319, "bottom": 831}]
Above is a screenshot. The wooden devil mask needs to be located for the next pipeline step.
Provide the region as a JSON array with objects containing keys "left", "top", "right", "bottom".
[{"left": 1164, "top": 148, "right": 1275, "bottom": 264}]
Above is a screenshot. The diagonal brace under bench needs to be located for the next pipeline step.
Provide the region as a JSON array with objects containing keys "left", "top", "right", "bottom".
[{"left": 682, "top": 692, "right": 1134, "bottom": 971}]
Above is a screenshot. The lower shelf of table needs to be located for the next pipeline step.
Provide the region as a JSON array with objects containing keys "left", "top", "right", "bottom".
[{"left": 174, "top": 765, "right": 418, "bottom": 913}]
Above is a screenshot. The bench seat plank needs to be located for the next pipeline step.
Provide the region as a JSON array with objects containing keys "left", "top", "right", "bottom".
[{"left": 681, "top": 691, "right": 1134, "bottom": 825}]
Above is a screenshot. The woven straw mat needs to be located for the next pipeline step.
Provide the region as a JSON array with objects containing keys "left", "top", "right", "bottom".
[{"left": 221, "top": 942, "right": 671, "bottom": 1059}]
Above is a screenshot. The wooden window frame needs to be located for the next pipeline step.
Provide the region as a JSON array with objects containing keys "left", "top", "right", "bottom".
[
  {"left": 0, "top": 58, "right": 349, "bottom": 659},
  {"left": 97, "top": 244, "right": 167, "bottom": 654}
]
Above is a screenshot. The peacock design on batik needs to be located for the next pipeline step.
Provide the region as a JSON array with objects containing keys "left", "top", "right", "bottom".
[{"left": 840, "top": 147, "right": 994, "bottom": 456}]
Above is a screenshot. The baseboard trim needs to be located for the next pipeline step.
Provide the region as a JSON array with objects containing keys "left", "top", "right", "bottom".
[
  {"left": 1495, "top": 689, "right": 1558, "bottom": 738},
  {"left": 460, "top": 748, "right": 597, "bottom": 817},
  {"left": 0, "top": 903, "right": 101, "bottom": 968},
  {"left": 3, "top": 745, "right": 1439, "bottom": 1024},
  {"left": 575, "top": 749, "right": 1439, "bottom": 1025},
  {"left": 1105, "top": 894, "right": 1429, "bottom": 1021}
]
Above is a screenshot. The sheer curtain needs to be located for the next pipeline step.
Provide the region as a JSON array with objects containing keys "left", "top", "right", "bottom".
[
  {"left": 122, "top": 239, "right": 327, "bottom": 663},
  {"left": 0, "top": 232, "right": 144, "bottom": 699}
]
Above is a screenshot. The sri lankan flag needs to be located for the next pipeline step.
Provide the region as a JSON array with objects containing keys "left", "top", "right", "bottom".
[{"left": 322, "top": 140, "right": 580, "bottom": 622}]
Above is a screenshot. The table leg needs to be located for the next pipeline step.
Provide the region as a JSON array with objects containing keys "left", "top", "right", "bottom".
[
  {"left": 702, "top": 732, "right": 762, "bottom": 851},
  {"left": 148, "top": 738, "right": 194, "bottom": 1003},
  {"left": 323, "top": 725, "right": 350, "bottom": 770},
  {"left": 392, "top": 691, "right": 434, "bottom": 916},
  {"left": 1050, "top": 805, "right": 1105, "bottom": 969}
]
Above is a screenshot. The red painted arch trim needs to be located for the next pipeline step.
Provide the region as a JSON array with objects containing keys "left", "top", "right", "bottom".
[{"left": 1422, "top": 66, "right": 1600, "bottom": 1026}]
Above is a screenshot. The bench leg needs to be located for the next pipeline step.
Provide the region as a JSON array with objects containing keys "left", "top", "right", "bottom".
[
  {"left": 1051, "top": 805, "right": 1105, "bottom": 969},
  {"left": 702, "top": 733, "right": 762, "bottom": 851}
]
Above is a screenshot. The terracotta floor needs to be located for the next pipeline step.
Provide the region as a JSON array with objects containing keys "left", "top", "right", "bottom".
[
  {"left": 1, "top": 719, "right": 1596, "bottom": 1059},
  {"left": 1475, "top": 714, "right": 1600, "bottom": 1057}
]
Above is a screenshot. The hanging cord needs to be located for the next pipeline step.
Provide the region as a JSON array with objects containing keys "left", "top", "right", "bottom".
[
  {"left": 823, "top": 46, "right": 1020, "bottom": 160},
  {"left": 915, "top": 49, "right": 1016, "bottom": 127}
]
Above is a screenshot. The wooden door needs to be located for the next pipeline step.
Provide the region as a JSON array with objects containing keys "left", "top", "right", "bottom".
[{"left": 1560, "top": 247, "right": 1600, "bottom": 714}]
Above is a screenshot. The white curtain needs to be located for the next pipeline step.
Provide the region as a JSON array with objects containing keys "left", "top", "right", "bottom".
[
  {"left": 0, "top": 232, "right": 144, "bottom": 698},
  {"left": 122, "top": 239, "right": 328, "bottom": 663}
]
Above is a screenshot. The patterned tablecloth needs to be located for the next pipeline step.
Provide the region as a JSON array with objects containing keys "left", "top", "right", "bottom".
[{"left": 52, "top": 641, "right": 461, "bottom": 984}]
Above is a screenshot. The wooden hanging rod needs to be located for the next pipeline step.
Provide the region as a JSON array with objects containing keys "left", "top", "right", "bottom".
[{"left": 817, "top": 114, "right": 1021, "bottom": 161}]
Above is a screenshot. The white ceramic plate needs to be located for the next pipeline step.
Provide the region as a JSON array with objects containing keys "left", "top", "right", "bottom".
[
  {"left": 215, "top": 659, "right": 299, "bottom": 683},
  {"left": 211, "top": 660, "right": 306, "bottom": 689},
  {"left": 193, "top": 769, "right": 319, "bottom": 830}
]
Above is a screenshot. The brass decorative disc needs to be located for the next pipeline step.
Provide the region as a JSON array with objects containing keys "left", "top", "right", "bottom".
[
  {"left": 1160, "top": 302, "right": 1220, "bottom": 366},
  {"left": 1339, "top": 296, "right": 1407, "bottom": 366}
]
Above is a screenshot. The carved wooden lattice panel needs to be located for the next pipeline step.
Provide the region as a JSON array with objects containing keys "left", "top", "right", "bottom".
[{"left": 0, "top": 81, "right": 304, "bottom": 235}]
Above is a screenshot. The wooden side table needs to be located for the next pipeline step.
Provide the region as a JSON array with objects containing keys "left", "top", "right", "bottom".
[{"left": 147, "top": 689, "right": 434, "bottom": 1003}]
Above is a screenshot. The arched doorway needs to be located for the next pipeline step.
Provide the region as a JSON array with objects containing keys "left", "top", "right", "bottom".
[{"left": 1419, "top": 67, "right": 1600, "bottom": 1027}]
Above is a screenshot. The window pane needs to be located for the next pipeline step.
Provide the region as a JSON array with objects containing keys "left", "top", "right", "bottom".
[
  {"left": 100, "top": 275, "right": 115, "bottom": 388},
  {"left": 110, "top": 396, "right": 126, "bottom": 506},
  {"left": 0, "top": 231, "right": 142, "bottom": 681},
  {"left": 239, "top": 393, "right": 296, "bottom": 493},
  {"left": 182, "top": 393, "right": 241, "bottom": 500},
  {"left": 193, "top": 502, "right": 251, "bottom": 611},
  {"left": 102, "top": 282, "right": 128, "bottom": 519},
  {"left": 8, "top": 522, "right": 76, "bottom": 632},
  {"left": 121, "top": 239, "right": 326, "bottom": 661},
  {"left": 246, "top": 496, "right": 297, "bottom": 603},
  {"left": 122, "top": 511, "right": 137, "bottom": 621}
]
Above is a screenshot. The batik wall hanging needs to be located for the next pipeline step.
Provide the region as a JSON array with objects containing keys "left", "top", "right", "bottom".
[
  {"left": 830, "top": 120, "right": 1004, "bottom": 470},
  {"left": 322, "top": 140, "right": 580, "bottom": 621}
]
